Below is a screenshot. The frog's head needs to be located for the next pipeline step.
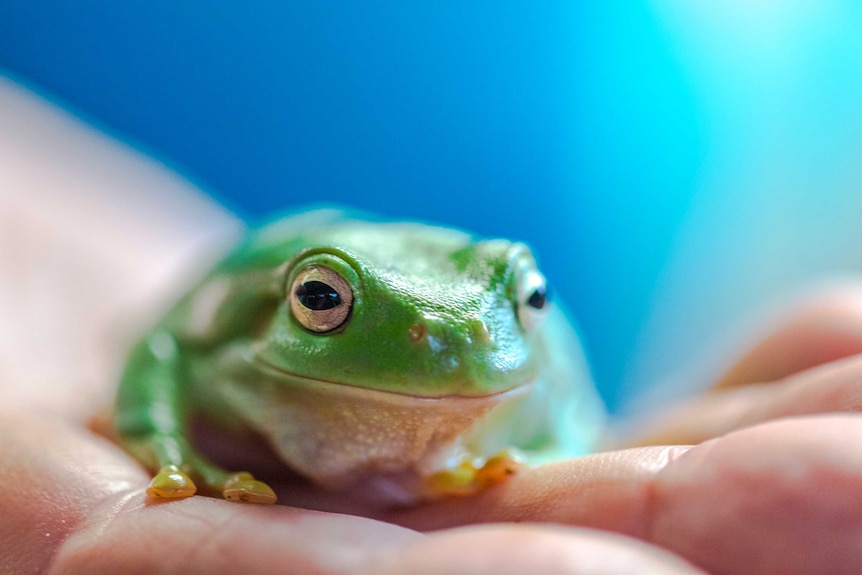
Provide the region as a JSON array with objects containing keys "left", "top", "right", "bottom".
[{"left": 255, "top": 220, "right": 551, "bottom": 398}]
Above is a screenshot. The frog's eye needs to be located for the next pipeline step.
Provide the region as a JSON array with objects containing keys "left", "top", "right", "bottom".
[
  {"left": 290, "top": 265, "right": 354, "bottom": 333},
  {"left": 516, "top": 266, "right": 549, "bottom": 332}
]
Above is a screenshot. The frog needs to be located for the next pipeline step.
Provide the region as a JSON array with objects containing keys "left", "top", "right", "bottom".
[{"left": 115, "top": 208, "right": 605, "bottom": 505}]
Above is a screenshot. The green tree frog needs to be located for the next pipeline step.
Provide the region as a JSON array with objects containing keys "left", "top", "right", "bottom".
[{"left": 115, "top": 209, "right": 605, "bottom": 505}]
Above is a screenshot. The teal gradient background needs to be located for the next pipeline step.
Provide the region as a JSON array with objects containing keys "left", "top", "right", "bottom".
[{"left": 3, "top": 2, "right": 862, "bottom": 409}]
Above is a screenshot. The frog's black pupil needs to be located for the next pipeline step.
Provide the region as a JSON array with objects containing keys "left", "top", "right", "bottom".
[
  {"left": 527, "top": 287, "right": 547, "bottom": 310},
  {"left": 296, "top": 281, "right": 341, "bottom": 310}
]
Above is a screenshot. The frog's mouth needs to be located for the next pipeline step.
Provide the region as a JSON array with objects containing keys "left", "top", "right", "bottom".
[
  {"left": 251, "top": 351, "right": 533, "bottom": 402},
  {"left": 226, "top": 350, "right": 534, "bottom": 489}
]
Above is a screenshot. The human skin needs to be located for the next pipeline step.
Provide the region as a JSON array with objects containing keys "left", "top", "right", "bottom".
[{"left": 6, "top": 288, "right": 862, "bottom": 574}]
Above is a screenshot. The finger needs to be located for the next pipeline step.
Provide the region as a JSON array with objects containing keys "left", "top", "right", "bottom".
[
  {"left": 630, "top": 284, "right": 862, "bottom": 446},
  {"left": 387, "top": 446, "right": 688, "bottom": 535},
  {"left": 359, "top": 525, "right": 706, "bottom": 575},
  {"left": 714, "top": 283, "right": 862, "bottom": 389},
  {"left": 649, "top": 415, "right": 862, "bottom": 575},
  {"left": 631, "top": 352, "right": 862, "bottom": 447},
  {"left": 58, "top": 498, "right": 705, "bottom": 575},
  {"left": 53, "top": 492, "right": 420, "bottom": 574},
  {"left": 397, "top": 415, "right": 862, "bottom": 575}
]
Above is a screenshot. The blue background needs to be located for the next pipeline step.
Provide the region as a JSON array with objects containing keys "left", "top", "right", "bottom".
[{"left": 4, "top": 2, "right": 862, "bottom": 410}]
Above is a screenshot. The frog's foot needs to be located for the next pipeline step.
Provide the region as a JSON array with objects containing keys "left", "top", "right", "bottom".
[
  {"left": 426, "top": 449, "right": 525, "bottom": 498},
  {"left": 222, "top": 472, "right": 277, "bottom": 504},
  {"left": 147, "top": 464, "right": 197, "bottom": 500},
  {"left": 426, "top": 461, "right": 479, "bottom": 497}
]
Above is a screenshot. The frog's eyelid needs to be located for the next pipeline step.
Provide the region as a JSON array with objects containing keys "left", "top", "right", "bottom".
[
  {"left": 501, "top": 242, "right": 533, "bottom": 281},
  {"left": 279, "top": 247, "right": 364, "bottom": 294},
  {"left": 284, "top": 246, "right": 362, "bottom": 272},
  {"left": 497, "top": 242, "right": 541, "bottom": 295},
  {"left": 506, "top": 246, "right": 549, "bottom": 332}
]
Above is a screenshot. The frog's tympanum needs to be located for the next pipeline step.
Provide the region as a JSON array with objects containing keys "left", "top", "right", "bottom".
[{"left": 115, "top": 209, "right": 605, "bottom": 504}]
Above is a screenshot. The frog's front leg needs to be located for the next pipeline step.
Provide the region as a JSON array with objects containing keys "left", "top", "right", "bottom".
[{"left": 116, "top": 331, "right": 277, "bottom": 504}]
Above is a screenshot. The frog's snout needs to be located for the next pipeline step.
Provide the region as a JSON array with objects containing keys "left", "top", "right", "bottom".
[
  {"left": 406, "top": 318, "right": 492, "bottom": 350},
  {"left": 402, "top": 314, "right": 527, "bottom": 393}
]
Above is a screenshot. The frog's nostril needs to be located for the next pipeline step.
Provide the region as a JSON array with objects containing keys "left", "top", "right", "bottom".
[{"left": 408, "top": 323, "right": 427, "bottom": 344}]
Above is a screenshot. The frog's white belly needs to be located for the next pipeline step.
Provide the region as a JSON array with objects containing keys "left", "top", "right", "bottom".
[{"left": 215, "top": 349, "right": 528, "bottom": 495}]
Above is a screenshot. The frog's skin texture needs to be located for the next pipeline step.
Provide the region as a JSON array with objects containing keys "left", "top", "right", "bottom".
[{"left": 115, "top": 209, "right": 605, "bottom": 505}]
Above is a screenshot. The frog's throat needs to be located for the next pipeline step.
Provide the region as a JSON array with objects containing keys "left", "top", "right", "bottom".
[{"left": 252, "top": 353, "right": 531, "bottom": 401}]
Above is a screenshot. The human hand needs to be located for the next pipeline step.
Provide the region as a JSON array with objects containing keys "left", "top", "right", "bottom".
[{"left": 6, "top": 287, "right": 862, "bottom": 574}]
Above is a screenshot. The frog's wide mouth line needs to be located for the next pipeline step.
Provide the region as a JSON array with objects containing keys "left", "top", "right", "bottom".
[{"left": 250, "top": 352, "right": 532, "bottom": 403}]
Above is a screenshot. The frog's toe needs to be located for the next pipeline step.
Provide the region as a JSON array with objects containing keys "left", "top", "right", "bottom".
[
  {"left": 426, "top": 461, "right": 480, "bottom": 497},
  {"left": 222, "top": 472, "right": 277, "bottom": 504},
  {"left": 475, "top": 450, "right": 525, "bottom": 489},
  {"left": 147, "top": 464, "right": 197, "bottom": 500}
]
